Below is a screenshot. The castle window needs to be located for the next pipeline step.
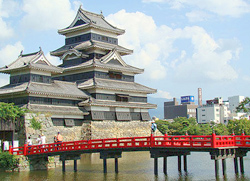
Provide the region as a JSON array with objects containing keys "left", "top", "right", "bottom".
[
  {"left": 116, "top": 94, "right": 129, "bottom": 102},
  {"left": 109, "top": 71, "right": 122, "bottom": 80},
  {"left": 39, "top": 75, "right": 43, "bottom": 82}
]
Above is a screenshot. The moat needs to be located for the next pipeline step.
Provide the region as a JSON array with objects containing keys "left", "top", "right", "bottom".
[{"left": 1, "top": 152, "right": 250, "bottom": 181}]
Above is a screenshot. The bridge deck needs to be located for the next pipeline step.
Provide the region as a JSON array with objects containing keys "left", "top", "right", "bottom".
[{"left": 9, "top": 133, "right": 250, "bottom": 156}]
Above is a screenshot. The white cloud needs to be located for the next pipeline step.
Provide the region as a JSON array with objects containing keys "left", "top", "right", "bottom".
[
  {"left": 21, "top": 0, "right": 77, "bottom": 31},
  {"left": 0, "top": 0, "right": 15, "bottom": 40},
  {"left": 107, "top": 10, "right": 173, "bottom": 80},
  {"left": 106, "top": 10, "right": 240, "bottom": 83},
  {"left": 0, "top": 41, "right": 24, "bottom": 67},
  {"left": 142, "top": 0, "right": 250, "bottom": 17},
  {"left": 243, "top": 76, "right": 250, "bottom": 82},
  {"left": 186, "top": 11, "right": 211, "bottom": 22},
  {"left": 150, "top": 89, "right": 172, "bottom": 99}
]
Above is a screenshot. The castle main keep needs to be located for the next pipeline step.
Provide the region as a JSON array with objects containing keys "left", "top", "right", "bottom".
[{"left": 0, "top": 7, "right": 157, "bottom": 143}]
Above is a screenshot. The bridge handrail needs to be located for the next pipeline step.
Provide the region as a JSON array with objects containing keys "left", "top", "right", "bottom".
[{"left": 9, "top": 134, "right": 250, "bottom": 156}]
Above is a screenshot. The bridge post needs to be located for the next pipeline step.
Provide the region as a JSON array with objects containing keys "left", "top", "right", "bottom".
[
  {"left": 234, "top": 157, "right": 239, "bottom": 174},
  {"left": 100, "top": 150, "right": 122, "bottom": 174},
  {"left": 183, "top": 155, "right": 187, "bottom": 172},
  {"left": 154, "top": 157, "right": 158, "bottom": 175},
  {"left": 103, "top": 159, "right": 107, "bottom": 173},
  {"left": 115, "top": 158, "right": 118, "bottom": 173},
  {"left": 222, "top": 159, "right": 226, "bottom": 176},
  {"left": 74, "top": 160, "right": 77, "bottom": 172},
  {"left": 215, "top": 160, "right": 219, "bottom": 177},
  {"left": 239, "top": 157, "right": 244, "bottom": 174},
  {"left": 62, "top": 160, "right": 66, "bottom": 172},
  {"left": 163, "top": 157, "right": 167, "bottom": 175},
  {"left": 60, "top": 154, "right": 81, "bottom": 172},
  {"left": 178, "top": 156, "right": 182, "bottom": 173}
]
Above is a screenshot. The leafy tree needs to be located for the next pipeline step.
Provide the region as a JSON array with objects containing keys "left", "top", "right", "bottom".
[
  {"left": 227, "top": 118, "right": 250, "bottom": 135},
  {"left": 0, "top": 102, "right": 26, "bottom": 121},
  {"left": 213, "top": 123, "right": 229, "bottom": 135},
  {"left": 236, "top": 97, "right": 250, "bottom": 113}
]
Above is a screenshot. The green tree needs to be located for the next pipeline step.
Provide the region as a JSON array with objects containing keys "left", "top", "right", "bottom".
[
  {"left": 236, "top": 97, "right": 250, "bottom": 113},
  {"left": 0, "top": 102, "right": 26, "bottom": 121},
  {"left": 227, "top": 118, "right": 250, "bottom": 135},
  {"left": 213, "top": 123, "right": 229, "bottom": 135}
]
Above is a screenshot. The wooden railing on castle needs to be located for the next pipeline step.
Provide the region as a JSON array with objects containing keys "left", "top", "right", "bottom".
[{"left": 9, "top": 133, "right": 250, "bottom": 156}]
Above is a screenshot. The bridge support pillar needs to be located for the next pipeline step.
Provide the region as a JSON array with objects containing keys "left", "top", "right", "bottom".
[
  {"left": 222, "top": 159, "right": 226, "bottom": 176},
  {"left": 214, "top": 160, "right": 219, "bottom": 177},
  {"left": 60, "top": 154, "right": 81, "bottom": 172},
  {"left": 150, "top": 148, "right": 190, "bottom": 175},
  {"left": 62, "top": 160, "right": 65, "bottom": 172},
  {"left": 178, "top": 156, "right": 182, "bottom": 173},
  {"left": 183, "top": 155, "right": 187, "bottom": 172},
  {"left": 74, "top": 160, "right": 77, "bottom": 172},
  {"left": 154, "top": 158, "right": 158, "bottom": 175},
  {"left": 115, "top": 158, "right": 118, "bottom": 173},
  {"left": 239, "top": 157, "right": 244, "bottom": 174},
  {"left": 103, "top": 159, "right": 107, "bottom": 173},
  {"left": 234, "top": 157, "right": 239, "bottom": 174},
  {"left": 100, "top": 150, "right": 122, "bottom": 174},
  {"left": 163, "top": 157, "right": 167, "bottom": 175}
]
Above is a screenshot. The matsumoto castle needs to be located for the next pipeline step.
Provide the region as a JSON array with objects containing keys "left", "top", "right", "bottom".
[{"left": 0, "top": 7, "right": 157, "bottom": 140}]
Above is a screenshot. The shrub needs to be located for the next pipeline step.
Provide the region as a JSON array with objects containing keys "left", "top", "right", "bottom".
[
  {"left": 0, "top": 152, "right": 19, "bottom": 171},
  {"left": 30, "top": 117, "right": 42, "bottom": 130}
]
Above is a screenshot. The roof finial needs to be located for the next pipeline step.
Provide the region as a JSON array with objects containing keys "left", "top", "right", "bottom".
[
  {"left": 39, "top": 47, "right": 42, "bottom": 52},
  {"left": 19, "top": 50, "right": 23, "bottom": 57},
  {"left": 100, "top": 10, "right": 103, "bottom": 15}
]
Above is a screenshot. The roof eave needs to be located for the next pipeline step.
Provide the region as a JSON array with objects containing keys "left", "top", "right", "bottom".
[{"left": 58, "top": 24, "right": 125, "bottom": 36}]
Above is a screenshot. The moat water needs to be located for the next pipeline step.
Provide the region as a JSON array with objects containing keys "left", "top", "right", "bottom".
[{"left": 1, "top": 151, "right": 250, "bottom": 181}]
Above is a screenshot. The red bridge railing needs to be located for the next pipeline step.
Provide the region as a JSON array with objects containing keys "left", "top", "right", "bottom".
[{"left": 9, "top": 133, "right": 250, "bottom": 156}]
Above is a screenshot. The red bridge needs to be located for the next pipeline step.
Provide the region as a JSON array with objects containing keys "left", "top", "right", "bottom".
[{"left": 9, "top": 133, "right": 250, "bottom": 177}]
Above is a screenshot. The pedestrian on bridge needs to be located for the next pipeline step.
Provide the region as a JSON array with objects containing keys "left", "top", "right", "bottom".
[
  {"left": 57, "top": 132, "right": 63, "bottom": 143},
  {"left": 41, "top": 134, "right": 47, "bottom": 144},
  {"left": 27, "top": 136, "right": 32, "bottom": 146},
  {"left": 151, "top": 117, "right": 157, "bottom": 135},
  {"left": 36, "top": 135, "right": 42, "bottom": 145}
]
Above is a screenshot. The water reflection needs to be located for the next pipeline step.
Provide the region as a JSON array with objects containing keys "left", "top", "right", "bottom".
[{"left": 1, "top": 152, "right": 250, "bottom": 181}]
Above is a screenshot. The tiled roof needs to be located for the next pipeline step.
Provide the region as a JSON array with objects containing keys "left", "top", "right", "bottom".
[
  {"left": 58, "top": 8, "right": 125, "bottom": 35},
  {"left": 26, "top": 104, "right": 89, "bottom": 115},
  {"left": 50, "top": 40, "right": 132, "bottom": 56},
  {"left": 0, "top": 49, "right": 62, "bottom": 74},
  {"left": 78, "top": 78, "right": 157, "bottom": 94},
  {"left": 0, "top": 81, "right": 89, "bottom": 99},
  {"left": 61, "top": 58, "right": 143, "bottom": 74},
  {"left": 79, "top": 98, "right": 157, "bottom": 109}
]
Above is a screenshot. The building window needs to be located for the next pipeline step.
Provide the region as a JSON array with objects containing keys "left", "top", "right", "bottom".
[
  {"left": 116, "top": 94, "right": 129, "bottom": 102},
  {"left": 202, "top": 109, "right": 205, "bottom": 111},
  {"left": 109, "top": 71, "right": 122, "bottom": 80}
]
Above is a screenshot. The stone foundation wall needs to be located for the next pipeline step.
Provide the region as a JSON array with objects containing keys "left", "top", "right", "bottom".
[
  {"left": 90, "top": 120, "right": 152, "bottom": 139},
  {"left": 24, "top": 113, "right": 91, "bottom": 144},
  {"left": 23, "top": 113, "right": 161, "bottom": 144}
]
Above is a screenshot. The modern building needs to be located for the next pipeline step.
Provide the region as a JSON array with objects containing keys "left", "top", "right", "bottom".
[
  {"left": 197, "top": 97, "right": 231, "bottom": 124},
  {"left": 0, "top": 7, "right": 157, "bottom": 142},
  {"left": 228, "top": 95, "right": 248, "bottom": 120},
  {"left": 164, "top": 96, "right": 198, "bottom": 119}
]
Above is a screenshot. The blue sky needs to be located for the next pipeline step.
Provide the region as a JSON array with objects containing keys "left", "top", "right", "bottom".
[{"left": 0, "top": 0, "right": 250, "bottom": 102}]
